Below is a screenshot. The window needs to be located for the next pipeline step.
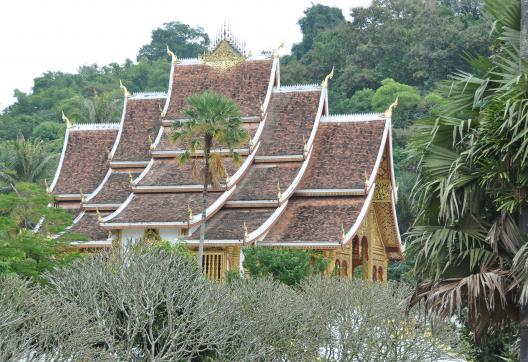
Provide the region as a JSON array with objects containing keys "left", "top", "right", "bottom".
[
  {"left": 202, "top": 253, "right": 225, "bottom": 281},
  {"left": 378, "top": 266, "right": 383, "bottom": 282},
  {"left": 352, "top": 236, "right": 360, "bottom": 257},
  {"left": 361, "top": 237, "right": 369, "bottom": 260},
  {"left": 372, "top": 266, "right": 377, "bottom": 281}
]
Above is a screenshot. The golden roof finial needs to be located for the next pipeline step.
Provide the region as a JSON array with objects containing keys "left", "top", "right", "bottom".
[
  {"left": 80, "top": 188, "right": 85, "bottom": 203},
  {"left": 364, "top": 170, "right": 371, "bottom": 190},
  {"left": 128, "top": 171, "right": 134, "bottom": 186},
  {"left": 303, "top": 135, "right": 308, "bottom": 156},
  {"left": 384, "top": 96, "right": 399, "bottom": 118},
  {"left": 341, "top": 223, "right": 346, "bottom": 240},
  {"left": 243, "top": 221, "right": 249, "bottom": 241},
  {"left": 273, "top": 41, "right": 285, "bottom": 58},
  {"left": 277, "top": 180, "right": 282, "bottom": 200},
  {"left": 148, "top": 135, "right": 155, "bottom": 150},
  {"left": 44, "top": 179, "right": 49, "bottom": 193},
  {"left": 119, "top": 80, "right": 129, "bottom": 98},
  {"left": 166, "top": 45, "right": 179, "bottom": 64},
  {"left": 107, "top": 148, "right": 113, "bottom": 161},
  {"left": 187, "top": 204, "right": 193, "bottom": 220},
  {"left": 321, "top": 66, "right": 334, "bottom": 88},
  {"left": 61, "top": 111, "right": 72, "bottom": 129},
  {"left": 96, "top": 208, "right": 103, "bottom": 223}
]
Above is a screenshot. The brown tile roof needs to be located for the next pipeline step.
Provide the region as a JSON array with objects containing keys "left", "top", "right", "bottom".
[
  {"left": 112, "top": 98, "right": 164, "bottom": 162},
  {"left": 190, "top": 208, "right": 274, "bottom": 240},
  {"left": 300, "top": 120, "right": 386, "bottom": 190},
  {"left": 70, "top": 213, "right": 108, "bottom": 241},
  {"left": 165, "top": 59, "right": 273, "bottom": 119},
  {"left": 263, "top": 196, "right": 366, "bottom": 243},
  {"left": 137, "top": 158, "right": 243, "bottom": 187},
  {"left": 88, "top": 171, "right": 140, "bottom": 205},
  {"left": 257, "top": 90, "right": 320, "bottom": 156},
  {"left": 156, "top": 123, "right": 257, "bottom": 152},
  {"left": 108, "top": 192, "right": 222, "bottom": 224},
  {"left": 231, "top": 162, "right": 301, "bottom": 201},
  {"left": 52, "top": 129, "right": 117, "bottom": 195}
]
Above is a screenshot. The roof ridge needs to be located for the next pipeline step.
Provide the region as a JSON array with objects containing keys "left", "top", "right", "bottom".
[
  {"left": 321, "top": 113, "right": 385, "bottom": 123},
  {"left": 129, "top": 92, "right": 167, "bottom": 99},
  {"left": 70, "top": 123, "right": 120, "bottom": 131},
  {"left": 274, "top": 84, "right": 321, "bottom": 93}
]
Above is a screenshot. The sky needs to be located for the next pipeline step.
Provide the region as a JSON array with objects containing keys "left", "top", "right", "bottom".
[{"left": 0, "top": 0, "right": 372, "bottom": 112}]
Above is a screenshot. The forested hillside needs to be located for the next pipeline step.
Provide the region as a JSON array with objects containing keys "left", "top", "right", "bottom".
[{"left": 0, "top": 0, "right": 490, "bottom": 272}]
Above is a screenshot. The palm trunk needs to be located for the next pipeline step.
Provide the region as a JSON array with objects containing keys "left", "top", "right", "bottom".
[
  {"left": 197, "top": 134, "right": 212, "bottom": 273},
  {"left": 520, "top": 1, "right": 528, "bottom": 360}
]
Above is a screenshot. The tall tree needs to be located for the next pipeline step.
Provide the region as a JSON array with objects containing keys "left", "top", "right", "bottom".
[
  {"left": 407, "top": 0, "right": 528, "bottom": 358},
  {"left": 137, "top": 22, "right": 210, "bottom": 62},
  {"left": 172, "top": 91, "right": 248, "bottom": 271}
]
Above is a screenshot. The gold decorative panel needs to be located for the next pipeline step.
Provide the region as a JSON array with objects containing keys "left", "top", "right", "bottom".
[{"left": 202, "top": 40, "right": 246, "bottom": 71}]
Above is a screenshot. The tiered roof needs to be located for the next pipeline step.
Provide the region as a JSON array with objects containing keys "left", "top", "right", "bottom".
[{"left": 50, "top": 31, "right": 402, "bottom": 259}]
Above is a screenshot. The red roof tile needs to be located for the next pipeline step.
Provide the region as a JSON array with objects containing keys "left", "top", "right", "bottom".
[
  {"left": 137, "top": 158, "right": 243, "bottom": 187},
  {"left": 108, "top": 192, "right": 222, "bottom": 224},
  {"left": 52, "top": 129, "right": 117, "bottom": 195},
  {"left": 88, "top": 171, "right": 140, "bottom": 205},
  {"left": 70, "top": 213, "right": 108, "bottom": 241},
  {"left": 190, "top": 208, "right": 274, "bottom": 240},
  {"left": 263, "top": 196, "right": 366, "bottom": 243},
  {"left": 231, "top": 162, "right": 301, "bottom": 201},
  {"left": 300, "top": 120, "right": 386, "bottom": 189},
  {"left": 112, "top": 98, "right": 164, "bottom": 162},
  {"left": 165, "top": 59, "right": 273, "bottom": 119}
]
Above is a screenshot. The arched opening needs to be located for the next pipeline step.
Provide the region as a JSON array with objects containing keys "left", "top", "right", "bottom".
[
  {"left": 335, "top": 260, "right": 341, "bottom": 275},
  {"left": 361, "top": 237, "right": 369, "bottom": 261},
  {"left": 352, "top": 236, "right": 360, "bottom": 257},
  {"left": 378, "top": 266, "right": 383, "bottom": 282},
  {"left": 372, "top": 266, "right": 377, "bottom": 281},
  {"left": 342, "top": 260, "right": 348, "bottom": 277}
]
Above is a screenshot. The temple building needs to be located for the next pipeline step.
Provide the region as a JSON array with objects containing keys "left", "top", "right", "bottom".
[{"left": 49, "top": 25, "right": 403, "bottom": 281}]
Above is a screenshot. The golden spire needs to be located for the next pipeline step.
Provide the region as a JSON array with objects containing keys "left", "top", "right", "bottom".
[
  {"left": 321, "top": 66, "right": 334, "bottom": 88},
  {"left": 96, "top": 208, "right": 103, "bottom": 223},
  {"left": 119, "top": 80, "right": 129, "bottom": 98},
  {"left": 61, "top": 111, "right": 72, "bottom": 129},
  {"left": 277, "top": 180, "right": 282, "bottom": 200},
  {"left": 148, "top": 135, "right": 155, "bottom": 150},
  {"left": 243, "top": 221, "right": 249, "bottom": 242},
  {"left": 364, "top": 170, "right": 370, "bottom": 190},
  {"left": 128, "top": 171, "right": 134, "bottom": 186},
  {"left": 107, "top": 148, "right": 113, "bottom": 161},
  {"left": 187, "top": 204, "right": 193, "bottom": 220},
  {"left": 80, "top": 188, "right": 85, "bottom": 203},
  {"left": 384, "top": 97, "right": 399, "bottom": 118},
  {"left": 273, "top": 41, "right": 285, "bottom": 58},
  {"left": 166, "top": 45, "right": 179, "bottom": 64}
]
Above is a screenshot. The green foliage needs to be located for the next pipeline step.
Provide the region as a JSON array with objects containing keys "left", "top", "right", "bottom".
[
  {"left": 406, "top": 0, "right": 526, "bottom": 353},
  {"left": 32, "top": 121, "right": 65, "bottom": 141},
  {"left": 292, "top": 4, "right": 345, "bottom": 58},
  {"left": 242, "top": 247, "right": 328, "bottom": 286},
  {"left": 282, "top": 0, "right": 491, "bottom": 99},
  {"left": 372, "top": 78, "right": 421, "bottom": 128},
  {"left": 137, "top": 21, "right": 209, "bottom": 62},
  {"left": 0, "top": 183, "right": 77, "bottom": 278}
]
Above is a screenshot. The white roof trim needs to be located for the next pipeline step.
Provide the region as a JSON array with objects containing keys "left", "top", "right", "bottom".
[
  {"left": 294, "top": 188, "right": 366, "bottom": 196},
  {"left": 247, "top": 201, "right": 289, "bottom": 243},
  {"left": 49, "top": 128, "right": 70, "bottom": 192},
  {"left": 321, "top": 113, "right": 385, "bottom": 123},
  {"left": 151, "top": 148, "right": 250, "bottom": 158},
  {"left": 387, "top": 116, "right": 398, "bottom": 202},
  {"left": 161, "top": 57, "right": 177, "bottom": 118},
  {"left": 108, "top": 95, "right": 128, "bottom": 160},
  {"left": 259, "top": 241, "right": 341, "bottom": 248},
  {"left": 274, "top": 84, "right": 321, "bottom": 93},
  {"left": 129, "top": 92, "right": 167, "bottom": 100},
  {"left": 83, "top": 203, "right": 122, "bottom": 210},
  {"left": 254, "top": 154, "right": 304, "bottom": 163},
  {"left": 109, "top": 161, "right": 150, "bottom": 168},
  {"left": 224, "top": 200, "right": 278, "bottom": 208},
  {"left": 102, "top": 193, "right": 135, "bottom": 223},
  {"left": 70, "top": 240, "right": 112, "bottom": 247},
  {"left": 342, "top": 183, "right": 376, "bottom": 245},
  {"left": 261, "top": 57, "right": 279, "bottom": 115},
  {"left": 226, "top": 142, "right": 260, "bottom": 189},
  {"left": 85, "top": 169, "right": 113, "bottom": 203},
  {"left": 133, "top": 185, "right": 206, "bottom": 193},
  {"left": 69, "top": 123, "right": 120, "bottom": 131},
  {"left": 366, "top": 118, "right": 390, "bottom": 194},
  {"left": 132, "top": 158, "right": 155, "bottom": 185}
]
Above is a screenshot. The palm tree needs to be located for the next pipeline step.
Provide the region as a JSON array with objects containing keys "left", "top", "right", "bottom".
[
  {"left": 172, "top": 91, "right": 248, "bottom": 271},
  {"left": 0, "top": 135, "right": 55, "bottom": 185},
  {"left": 407, "top": 0, "right": 528, "bottom": 357}
]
